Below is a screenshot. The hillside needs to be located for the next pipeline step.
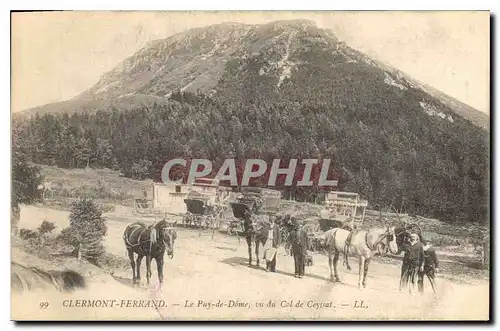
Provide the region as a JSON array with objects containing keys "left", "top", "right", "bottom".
[
  {"left": 13, "top": 20, "right": 489, "bottom": 223},
  {"left": 20, "top": 20, "right": 489, "bottom": 130}
]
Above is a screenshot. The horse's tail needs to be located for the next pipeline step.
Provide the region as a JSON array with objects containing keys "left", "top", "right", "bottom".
[
  {"left": 324, "top": 228, "right": 339, "bottom": 248},
  {"left": 343, "top": 230, "right": 354, "bottom": 271},
  {"left": 343, "top": 246, "right": 351, "bottom": 271}
]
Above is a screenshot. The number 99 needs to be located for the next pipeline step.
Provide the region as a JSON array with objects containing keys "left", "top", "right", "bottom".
[{"left": 39, "top": 302, "right": 49, "bottom": 309}]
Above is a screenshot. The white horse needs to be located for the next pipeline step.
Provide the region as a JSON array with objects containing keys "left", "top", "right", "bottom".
[
  {"left": 324, "top": 226, "right": 399, "bottom": 288},
  {"left": 37, "top": 181, "right": 63, "bottom": 200}
]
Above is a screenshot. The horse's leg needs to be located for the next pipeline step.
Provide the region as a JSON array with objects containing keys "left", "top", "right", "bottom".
[
  {"left": 328, "top": 249, "right": 334, "bottom": 282},
  {"left": 333, "top": 250, "right": 341, "bottom": 282},
  {"left": 156, "top": 256, "right": 164, "bottom": 287},
  {"left": 358, "top": 256, "right": 366, "bottom": 289},
  {"left": 246, "top": 236, "right": 252, "bottom": 266},
  {"left": 146, "top": 256, "right": 152, "bottom": 286},
  {"left": 362, "top": 258, "right": 371, "bottom": 288},
  {"left": 292, "top": 244, "right": 299, "bottom": 277},
  {"left": 399, "top": 260, "right": 408, "bottom": 292},
  {"left": 255, "top": 240, "right": 261, "bottom": 266},
  {"left": 127, "top": 249, "right": 136, "bottom": 285},
  {"left": 211, "top": 219, "right": 216, "bottom": 240},
  {"left": 136, "top": 255, "right": 143, "bottom": 285}
]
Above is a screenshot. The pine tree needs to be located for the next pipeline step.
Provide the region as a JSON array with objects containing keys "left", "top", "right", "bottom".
[
  {"left": 63, "top": 198, "right": 107, "bottom": 262},
  {"left": 12, "top": 124, "right": 43, "bottom": 235}
]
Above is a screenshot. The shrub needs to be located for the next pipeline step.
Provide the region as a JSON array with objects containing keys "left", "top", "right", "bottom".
[
  {"left": 60, "top": 198, "right": 108, "bottom": 262},
  {"left": 38, "top": 220, "right": 56, "bottom": 235},
  {"left": 19, "top": 228, "right": 38, "bottom": 240}
]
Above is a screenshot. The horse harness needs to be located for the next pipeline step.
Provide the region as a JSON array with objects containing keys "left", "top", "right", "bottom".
[
  {"left": 124, "top": 223, "right": 171, "bottom": 258},
  {"left": 344, "top": 228, "right": 395, "bottom": 254},
  {"left": 366, "top": 229, "right": 395, "bottom": 252}
]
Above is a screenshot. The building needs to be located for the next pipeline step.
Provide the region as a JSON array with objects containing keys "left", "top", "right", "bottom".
[
  {"left": 151, "top": 178, "right": 233, "bottom": 214},
  {"left": 151, "top": 183, "right": 191, "bottom": 214},
  {"left": 320, "top": 191, "right": 369, "bottom": 223}
]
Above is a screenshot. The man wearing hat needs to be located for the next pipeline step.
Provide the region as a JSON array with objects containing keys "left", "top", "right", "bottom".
[
  {"left": 418, "top": 239, "right": 439, "bottom": 293},
  {"left": 283, "top": 212, "right": 307, "bottom": 278},
  {"left": 401, "top": 232, "right": 425, "bottom": 294}
]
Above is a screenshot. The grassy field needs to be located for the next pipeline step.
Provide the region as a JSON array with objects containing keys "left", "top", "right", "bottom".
[{"left": 40, "top": 165, "right": 153, "bottom": 205}]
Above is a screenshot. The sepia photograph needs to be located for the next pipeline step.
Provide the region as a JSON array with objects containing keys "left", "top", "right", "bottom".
[{"left": 10, "top": 10, "right": 490, "bottom": 321}]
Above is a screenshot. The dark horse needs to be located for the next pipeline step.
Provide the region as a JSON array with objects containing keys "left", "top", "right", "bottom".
[
  {"left": 242, "top": 209, "right": 272, "bottom": 267},
  {"left": 123, "top": 219, "right": 177, "bottom": 286}
]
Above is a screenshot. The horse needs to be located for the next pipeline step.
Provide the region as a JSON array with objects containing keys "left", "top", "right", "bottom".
[
  {"left": 324, "top": 226, "right": 398, "bottom": 288},
  {"left": 123, "top": 219, "right": 177, "bottom": 287},
  {"left": 243, "top": 210, "right": 272, "bottom": 267},
  {"left": 38, "top": 181, "right": 63, "bottom": 200}
]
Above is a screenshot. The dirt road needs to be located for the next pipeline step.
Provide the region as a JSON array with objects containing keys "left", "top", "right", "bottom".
[{"left": 12, "top": 205, "right": 489, "bottom": 321}]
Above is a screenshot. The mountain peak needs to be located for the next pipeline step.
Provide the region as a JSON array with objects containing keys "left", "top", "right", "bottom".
[
  {"left": 32, "top": 19, "right": 487, "bottom": 130},
  {"left": 263, "top": 18, "right": 318, "bottom": 29}
]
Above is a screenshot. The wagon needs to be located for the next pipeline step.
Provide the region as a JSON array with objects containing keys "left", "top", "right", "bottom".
[
  {"left": 230, "top": 200, "right": 254, "bottom": 221},
  {"left": 317, "top": 218, "right": 344, "bottom": 232},
  {"left": 238, "top": 187, "right": 282, "bottom": 215},
  {"left": 228, "top": 201, "right": 250, "bottom": 237},
  {"left": 183, "top": 198, "right": 211, "bottom": 229},
  {"left": 229, "top": 192, "right": 276, "bottom": 237}
]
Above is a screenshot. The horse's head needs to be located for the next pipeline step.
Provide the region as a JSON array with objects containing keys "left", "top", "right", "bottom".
[
  {"left": 375, "top": 226, "right": 399, "bottom": 256},
  {"left": 393, "top": 223, "right": 423, "bottom": 254},
  {"left": 156, "top": 219, "right": 177, "bottom": 259},
  {"left": 394, "top": 226, "right": 411, "bottom": 254}
]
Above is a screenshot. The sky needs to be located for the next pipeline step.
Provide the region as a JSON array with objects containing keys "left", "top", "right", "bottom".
[{"left": 11, "top": 11, "right": 490, "bottom": 114}]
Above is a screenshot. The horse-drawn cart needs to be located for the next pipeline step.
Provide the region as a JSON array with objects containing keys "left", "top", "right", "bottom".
[
  {"left": 228, "top": 187, "right": 281, "bottom": 236},
  {"left": 183, "top": 198, "right": 212, "bottom": 229},
  {"left": 228, "top": 195, "right": 259, "bottom": 238},
  {"left": 183, "top": 192, "right": 230, "bottom": 238}
]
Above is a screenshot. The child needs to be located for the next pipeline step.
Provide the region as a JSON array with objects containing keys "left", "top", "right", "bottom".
[{"left": 418, "top": 240, "right": 439, "bottom": 293}]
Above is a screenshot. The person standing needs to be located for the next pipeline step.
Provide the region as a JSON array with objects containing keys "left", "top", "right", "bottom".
[
  {"left": 418, "top": 240, "right": 439, "bottom": 293},
  {"left": 400, "top": 233, "right": 425, "bottom": 294},
  {"left": 264, "top": 217, "right": 281, "bottom": 272},
  {"left": 285, "top": 215, "right": 307, "bottom": 278}
]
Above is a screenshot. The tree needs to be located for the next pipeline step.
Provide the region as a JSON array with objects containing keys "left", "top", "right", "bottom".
[
  {"left": 93, "top": 138, "right": 114, "bottom": 168},
  {"left": 12, "top": 152, "right": 43, "bottom": 205},
  {"left": 11, "top": 124, "right": 43, "bottom": 235},
  {"left": 125, "top": 159, "right": 152, "bottom": 180},
  {"left": 61, "top": 198, "right": 107, "bottom": 262}
]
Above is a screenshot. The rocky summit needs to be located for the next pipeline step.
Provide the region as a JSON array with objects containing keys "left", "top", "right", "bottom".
[{"left": 23, "top": 20, "right": 488, "bottom": 130}]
